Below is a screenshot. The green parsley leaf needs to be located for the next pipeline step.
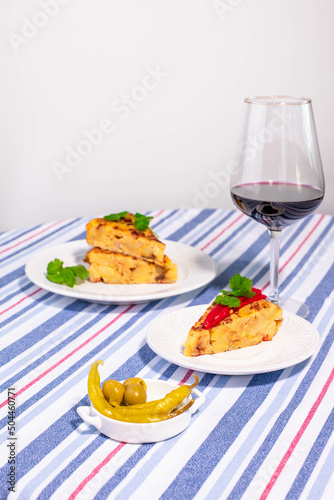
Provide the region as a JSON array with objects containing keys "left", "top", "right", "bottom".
[
  {"left": 134, "top": 212, "right": 154, "bottom": 232},
  {"left": 229, "top": 273, "right": 253, "bottom": 294},
  {"left": 104, "top": 211, "right": 129, "bottom": 222},
  {"left": 214, "top": 273, "right": 255, "bottom": 308},
  {"left": 62, "top": 268, "right": 76, "bottom": 288},
  {"left": 70, "top": 265, "right": 90, "bottom": 281},
  {"left": 47, "top": 258, "right": 63, "bottom": 275},
  {"left": 46, "top": 272, "right": 66, "bottom": 285},
  {"left": 46, "top": 259, "right": 89, "bottom": 288},
  {"left": 215, "top": 295, "right": 241, "bottom": 308}
]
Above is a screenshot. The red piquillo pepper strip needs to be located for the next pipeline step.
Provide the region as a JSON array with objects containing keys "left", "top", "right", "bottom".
[{"left": 203, "top": 288, "right": 266, "bottom": 330}]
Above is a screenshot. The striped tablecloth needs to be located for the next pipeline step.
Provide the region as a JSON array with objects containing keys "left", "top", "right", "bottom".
[{"left": 0, "top": 209, "right": 333, "bottom": 500}]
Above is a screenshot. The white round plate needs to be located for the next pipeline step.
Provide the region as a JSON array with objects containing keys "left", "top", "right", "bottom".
[
  {"left": 25, "top": 241, "right": 217, "bottom": 304},
  {"left": 146, "top": 306, "right": 320, "bottom": 375}
]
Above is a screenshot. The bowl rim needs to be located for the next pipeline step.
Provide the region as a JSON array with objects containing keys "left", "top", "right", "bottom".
[{"left": 88, "top": 378, "right": 202, "bottom": 427}]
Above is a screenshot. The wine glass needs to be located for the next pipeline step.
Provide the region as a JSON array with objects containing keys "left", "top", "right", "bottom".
[{"left": 230, "top": 96, "right": 325, "bottom": 318}]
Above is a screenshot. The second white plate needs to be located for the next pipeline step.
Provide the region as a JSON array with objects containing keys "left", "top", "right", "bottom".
[
  {"left": 25, "top": 240, "right": 217, "bottom": 304},
  {"left": 146, "top": 306, "right": 320, "bottom": 375}
]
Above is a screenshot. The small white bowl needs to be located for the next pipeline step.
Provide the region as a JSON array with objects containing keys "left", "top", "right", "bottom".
[{"left": 77, "top": 379, "right": 205, "bottom": 443}]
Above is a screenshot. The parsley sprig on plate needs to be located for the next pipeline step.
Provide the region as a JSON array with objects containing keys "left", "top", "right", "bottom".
[
  {"left": 46, "top": 258, "right": 89, "bottom": 288},
  {"left": 104, "top": 211, "right": 154, "bottom": 232},
  {"left": 214, "top": 273, "right": 256, "bottom": 308}
]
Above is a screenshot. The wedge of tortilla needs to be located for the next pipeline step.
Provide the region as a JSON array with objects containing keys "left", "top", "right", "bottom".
[
  {"left": 86, "top": 215, "right": 165, "bottom": 264},
  {"left": 85, "top": 248, "right": 177, "bottom": 285},
  {"left": 184, "top": 299, "right": 283, "bottom": 356}
]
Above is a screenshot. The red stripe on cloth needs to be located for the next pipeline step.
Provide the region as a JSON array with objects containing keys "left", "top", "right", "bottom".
[
  {"left": 154, "top": 209, "right": 165, "bottom": 218},
  {"left": 262, "top": 215, "right": 325, "bottom": 291},
  {"left": 0, "top": 288, "right": 42, "bottom": 316},
  {"left": 68, "top": 442, "right": 126, "bottom": 500},
  {"left": 259, "top": 366, "right": 334, "bottom": 500},
  {"left": 179, "top": 369, "right": 194, "bottom": 386},
  {"left": 200, "top": 214, "right": 244, "bottom": 251},
  {"left": 0, "top": 305, "right": 135, "bottom": 409},
  {"left": 0, "top": 220, "right": 63, "bottom": 255}
]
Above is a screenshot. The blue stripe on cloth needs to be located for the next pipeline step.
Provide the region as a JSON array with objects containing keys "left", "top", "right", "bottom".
[
  {"left": 93, "top": 445, "right": 155, "bottom": 500},
  {"left": 32, "top": 419, "right": 155, "bottom": 499},
  {"left": 0, "top": 266, "right": 26, "bottom": 289},
  {"left": 226, "top": 322, "right": 334, "bottom": 499},
  {"left": 151, "top": 209, "right": 179, "bottom": 229},
  {"left": 179, "top": 209, "right": 220, "bottom": 246},
  {"left": 0, "top": 218, "right": 85, "bottom": 290},
  {"left": 144, "top": 357, "right": 170, "bottom": 378},
  {"left": 159, "top": 371, "right": 283, "bottom": 499},
  {"left": 68, "top": 216, "right": 93, "bottom": 241},
  {"left": 304, "top": 262, "right": 334, "bottom": 322},
  {"left": 0, "top": 225, "right": 40, "bottom": 248},
  {"left": 148, "top": 211, "right": 185, "bottom": 240},
  {"left": 159, "top": 363, "right": 179, "bottom": 380},
  {"left": 282, "top": 224, "right": 334, "bottom": 304},
  {"left": 286, "top": 406, "right": 334, "bottom": 499},
  {"left": 33, "top": 434, "right": 110, "bottom": 500},
  {"left": 0, "top": 218, "right": 82, "bottom": 264},
  {"left": 70, "top": 231, "right": 87, "bottom": 241},
  {"left": 189, "top": 211, "right": 235, "bottom": 247},
  {"left": 0, "top": 295, "right": 66, "bottom": 381},
  {"left": 0, "top": 279, "right": 29, "bottom": 301},
  {"left": 307, "top": 422, "right": 334, "bottom": 499},
  {"left": 208, "top": 218, "right": 252, "bottom": 257},
  {"left": 167, "top": 209, "right": 215, "bottom": 242},
  {"left": 0, "top": 282, "right": 34, "bottom": 307},
  {"left": 0, "top": 291, "right": 52, "bottom": 330},
  {"left": 279, "top": 221, "right": 334, "bottom": 301},
  {"left": 0, "top": 301, "right": 112, "bottom": 389},
  {"left": 0, "top": 299, "right": 91, "bottom": 378},
  {"left": 0, "top": 227, "right": 23, "bottom": 244}
]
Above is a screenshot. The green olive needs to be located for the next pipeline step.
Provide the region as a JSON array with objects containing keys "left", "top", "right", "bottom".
[
  {"left": 102, "top": 379, "right": 125, "bottom": 404},
  {"left": 123, "top": 377, "right": 147, "bottom": 391},
  {"left": 123, "top": 383, "right": 147, "bottom": 406}
]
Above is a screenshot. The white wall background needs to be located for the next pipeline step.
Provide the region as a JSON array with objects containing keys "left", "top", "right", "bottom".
[{"left": 0, "top": 0, "right": 333, "bottom": 231}]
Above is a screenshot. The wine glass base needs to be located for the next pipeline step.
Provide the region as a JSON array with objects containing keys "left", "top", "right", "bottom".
[{"left": 270, "top": 297, "right": 309, "bottom": 318}]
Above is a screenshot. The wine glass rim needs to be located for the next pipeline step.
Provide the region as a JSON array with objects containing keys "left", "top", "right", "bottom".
[{"left": 244, "top": 96, "right": 311, "bottom": 105}]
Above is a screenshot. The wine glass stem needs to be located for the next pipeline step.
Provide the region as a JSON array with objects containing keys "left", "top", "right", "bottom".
[{"left": 267, "top": 229, "right": 281, "bottom": 306}]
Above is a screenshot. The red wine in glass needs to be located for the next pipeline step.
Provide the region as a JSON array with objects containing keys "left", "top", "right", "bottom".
[{"left": 231, "top": 182, "right": 324, "bottom": 231}]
